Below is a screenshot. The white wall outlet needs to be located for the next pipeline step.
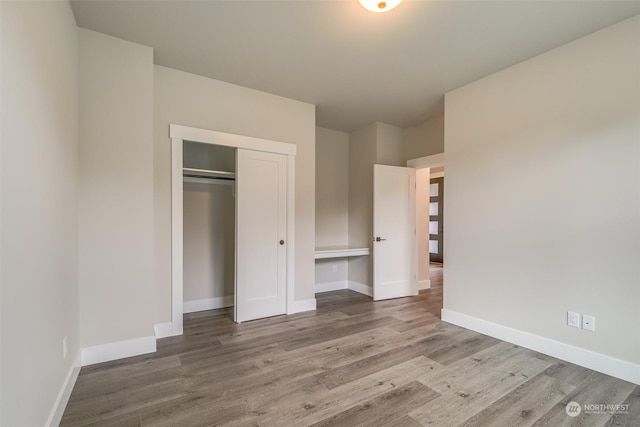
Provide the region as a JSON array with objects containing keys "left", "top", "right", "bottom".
[
  {"left": 63, "top": 336, "right": 68, "bottom": 359},
  {"left": 332, "top": 264, "right": 338, "bottom": 273},
  {"left": 567, "top": 311, "right": 580, "bottom": 328},
  {"left": 582, "top": 314, "right": 596, "bottom": 332}
]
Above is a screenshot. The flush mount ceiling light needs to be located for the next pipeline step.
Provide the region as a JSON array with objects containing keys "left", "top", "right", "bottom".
[{"left": 358, "top": 0, "right": 403, "bottom": 13}]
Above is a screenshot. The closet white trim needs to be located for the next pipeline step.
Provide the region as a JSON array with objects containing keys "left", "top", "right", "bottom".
[
  {"left": 170, "top": 124, "right": 296, "bottom": 335},
  {"left": 171, "top": 124, "right": 296, "bottom": 156},
  {"left": 171, "top": 138, "right": 184, "bottom": 336}
]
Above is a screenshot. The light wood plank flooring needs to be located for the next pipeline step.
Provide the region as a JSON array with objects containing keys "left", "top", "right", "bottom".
[{"left": 62, "top": 266, "right": 639, "bottom": 426}]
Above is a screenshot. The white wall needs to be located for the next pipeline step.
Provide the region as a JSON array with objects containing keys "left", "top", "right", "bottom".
[
  {"left": 315, "top": 127, "right": 349, "bottom": 288},
  {"left": 154, "top": 65, "right": 316, "bottom": 324},
  {"left": 444, "top": 15, "right": 640, "bottom": 371},
  {"left": 78, "top": 30, "right": 155, "bottom": 349},
  {"left": 1, "top": 2, "right": 79, "bottom": 425},
  {"left": 404, "top": 115, "right": 444, "bottom": 162}
]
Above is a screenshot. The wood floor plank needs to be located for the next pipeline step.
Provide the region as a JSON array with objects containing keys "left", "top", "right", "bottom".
[
  {"left": 461, "top": 372, "right": 575, "bottom": 427},
  {"left": 245, "top": 356, "right": 440, "bottom": 426},
  {"left": 410, "top": 370, "right": 539, "bottom": 426},
  {"left": 61, "top": 269, "right": 640, "bottom": 427},
  {"left": 314, "top": 328, "right": 478, "bottom": 390},
  {"left": 423, "top": 332, "right": 501, "bottom": 366},
  {"left": 62, "top": 372, "right": 194, "bottom": 426},
  {"left": 541, "top": 358, "right": 596, "bottom": 388},
  {"left": 606, "top": 385, "right": 640, "bottom": 427},
  {"left": 385, "top": 415, "right": 425, "bottom": 427},
  {"left": 310, "top": 381, "right": 439, "bottom": 427},
  {"left": 532, "top": 371, "right": 637, "bottom": 427}
]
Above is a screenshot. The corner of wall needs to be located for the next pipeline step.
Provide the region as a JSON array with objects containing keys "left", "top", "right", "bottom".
[{"left": 45, "top": 351, "right": 82, "bottom": 427}]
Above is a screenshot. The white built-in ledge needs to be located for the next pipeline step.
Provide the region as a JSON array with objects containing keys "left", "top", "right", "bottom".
[{"left": 314, "top": 246, "right": 370, "bottom": 259}]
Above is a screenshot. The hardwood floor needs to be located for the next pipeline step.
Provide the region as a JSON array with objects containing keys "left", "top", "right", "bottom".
[{"left": 62, "top": 266, "right": 639, "bottom": 426}]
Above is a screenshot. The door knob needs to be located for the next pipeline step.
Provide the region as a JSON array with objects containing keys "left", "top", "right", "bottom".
[
  {"left": 375, "top": 237, "right": 386, "bottom": 242},
  {"left": 280, "top": 240, "right": 285, "bottom": 245}
]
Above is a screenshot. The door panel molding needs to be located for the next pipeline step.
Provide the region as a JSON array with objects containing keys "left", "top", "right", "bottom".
[{"left": 235, "top": 149, "right": 287, "bottom": 322}]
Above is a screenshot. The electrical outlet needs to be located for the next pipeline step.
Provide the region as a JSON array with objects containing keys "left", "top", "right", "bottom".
[
  {"left": 332, "top": 264, "right": 338, "bottom": 273},
  {"left": 63, "top": 336, "right": 68, "bottom": 359},
  {"left": 567, "top": 311, "right": 580, "bottom": 328},
  {"left": 582, "top": 314, "right": 596, "bottom": 332}
]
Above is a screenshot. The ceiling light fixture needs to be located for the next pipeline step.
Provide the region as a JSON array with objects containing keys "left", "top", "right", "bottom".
[{"left": 358, "top": 0, "right": 403, "bottom": 13}]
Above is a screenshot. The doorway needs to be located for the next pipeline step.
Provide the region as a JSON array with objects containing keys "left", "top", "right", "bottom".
[
  {"left": 429, "top": 175, "right": 444, "bottom": 264},
  {"left": 182, "top": 142, "right": 236, "bottom": 315},
  {"left": 406, "top": 153, "right": 445, "bottom": 291}
]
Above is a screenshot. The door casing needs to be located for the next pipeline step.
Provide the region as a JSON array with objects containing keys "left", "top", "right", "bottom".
[{"left": 170, "top": 124, "right": 296, "bottom": 335}]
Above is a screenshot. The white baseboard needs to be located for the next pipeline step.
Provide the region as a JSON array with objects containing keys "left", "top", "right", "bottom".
[
  {"left": 418, "top": 279, "right": 431, "bottom": 290},
  {"left": 81, "top": 335, "right": 156, "bottom": 367},
  {"left": 316, "top": 280, "right": 348, "bottom": 293},
  {"left": 183, "top": 295, "right": 233, "bottom": 314},
  {"left": 45, "top": 350, "right": 81, "bottom": 427},
  {"left": 154, "top": 322, "right": 174, "bottom": 339},
  {"left": 288, "top": 298, "right": 317, "bottom": 314},
  {"left": 348, "top": 281, "right": 372, "bottom": 297},
  {"left": 441, "top": 309, "right": 640, "bottom": 386}
]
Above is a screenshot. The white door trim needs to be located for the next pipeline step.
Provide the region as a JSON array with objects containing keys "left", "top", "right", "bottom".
[
  {"left": 406, "top": 152, "right": 444, "bottom": 169},
  {"left": 170, "top": 124, "right": 296, "bottom": 335}
]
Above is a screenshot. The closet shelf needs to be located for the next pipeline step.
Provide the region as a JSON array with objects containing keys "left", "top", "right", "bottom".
[
  {"left": 183, "top": 167, "right": 236, "bottom": 180},
  {"left": 314, "top": 246, "right": 370, "bottom": 259}
]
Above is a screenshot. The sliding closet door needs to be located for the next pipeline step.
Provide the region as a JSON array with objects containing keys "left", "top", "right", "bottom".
[{"left": 235, "top": 149, "right": 287, "bottom": 322}]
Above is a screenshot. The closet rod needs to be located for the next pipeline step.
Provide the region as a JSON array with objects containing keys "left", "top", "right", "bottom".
[
  {"left": 183, "top": 167, "right": 236, "bottom": 180},
  {"left": 183, "top": 176, "right": 235, "bottom": 186}
]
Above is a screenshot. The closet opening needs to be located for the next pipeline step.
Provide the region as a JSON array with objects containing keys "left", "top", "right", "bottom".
[
  {"left": 170, "top": 124, "right": 296, "bottom": 335},
  {"left": 182, "top": 142, "right": 236, "bottom": 319}
]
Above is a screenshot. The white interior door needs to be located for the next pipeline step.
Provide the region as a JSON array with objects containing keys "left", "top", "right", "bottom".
[
  {"left": 235, "top": 149, "right": 287, "bottom": 322},
  {"left": 373, "top": 164, "right": 417, "bottom": 301}
]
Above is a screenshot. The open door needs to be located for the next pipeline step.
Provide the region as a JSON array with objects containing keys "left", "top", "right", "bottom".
[
  {"left": 373, "top": 164, "right": 417, "bottom": 301},
  {"left": 235, "top": 149, "right": 287, "bottom": 322}
]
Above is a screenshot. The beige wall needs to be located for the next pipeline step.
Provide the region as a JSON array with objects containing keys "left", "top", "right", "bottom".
[
  {"left": 1, "top": 2, "right": 79, "bottom": 425},
  {"left": 182, "top": 142, "right": 236, "bottom": 304},
  {"left": 154, "top": 65, "right": 316, "bottom": 322},
  {"left": 404, "top": 115, "right": 445, "bottom": 161},
  {"left": 376, "top": 122, "right": 405, "bottom": 167},
  {"left": 347, "top": 123, "right": 377, "bottom": 287},
  {"left": 183, "top": 141, "right": 236, "bottom": 172},
  {"left": 315, "top": 127, "right": 349, "bottom": 286},
  {"left": 444, "top": 16, "right": 640, "bottom": 364},
  {"left": 347, "top": 122, "right": 405, "bottom": 289},
  {"left": 315, "top": 127, "right": 349, "bottom": 247},
  {"left": 78, "top": 29, "right": 155, "bottom": 347},
  {"left": 183, "top": 183, "right": 235, "bottom": 302}
]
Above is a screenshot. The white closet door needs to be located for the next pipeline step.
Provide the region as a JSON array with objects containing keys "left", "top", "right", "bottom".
[{"left": 235, "top": 149, "right": 287, "bottom": 322}]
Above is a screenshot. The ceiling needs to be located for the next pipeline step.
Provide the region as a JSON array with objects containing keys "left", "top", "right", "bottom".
[{"left": 70, "top": 0, "right": 640, "bottom": 132}]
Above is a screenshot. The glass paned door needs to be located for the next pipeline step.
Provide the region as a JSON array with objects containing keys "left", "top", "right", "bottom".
[{"left": 429, "top": 177, "right": 444, "bottom": 263}]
